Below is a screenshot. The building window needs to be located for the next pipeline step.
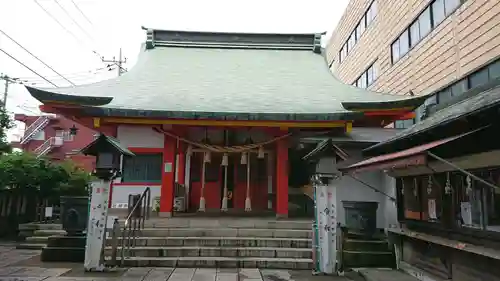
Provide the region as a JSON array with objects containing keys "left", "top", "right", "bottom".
[
  {"left": 366, "top": 1, "right": 377, "bottom": 25},
  {"left": 63, "top": 131, "right": 74, "bottom": 142},
  {"left": 409, "top": 22, "right": 420, "bottom": 48},
  {"left": 490, "top": 60, "right": 500, "bottom": 79},
  {"left": 468, "top": 67, "right": 489, "bottom": 88},
  {"left": 391, "top": 39, "right": 400, "bottom": 63},
  {"left": 347, "top": 32, "right": 356, "bottom": 52},
  {"left": 338, "top": 1, "right": 377, "bottom": 64},
  {"left": 32, "top": 130, "right": 45, "bottom": 141},
  {"left": 354, "top": 62, "right": 377, "bottom": 88},
  {"left": 445, "top": 0, "right": 461, "bottom": 15},
  {"left": 391, "top": 0, "right": 465, "bottom": 64},
  {"left": 339, "top": 44, "right": 347, "bottom": 63},
  {"left": 432, "top": 0, "right": 446, "bottom": 26},
  {"left": 419, "top": 7, "right": 432, "bottom": 38},
  {"left": 122, "top": 153, "right": 162, "bottom": 183}
]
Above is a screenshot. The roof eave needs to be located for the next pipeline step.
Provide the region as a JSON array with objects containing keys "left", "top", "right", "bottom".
[
  {"left": 342, "top": 94, "right": 429, "bottom": 111},
  {"left": 26, "top": 86, "right": 113, "bottom": 107}
]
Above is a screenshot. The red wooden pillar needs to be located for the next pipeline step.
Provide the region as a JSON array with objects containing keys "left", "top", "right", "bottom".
[
  {"left": 177, "top": 142, "right": 186, "bottom": 185},
  {"left": 276, "top": 136, "right": 289, "bottom": 218},
  {"left": 160, "top": 135, "right": 176, "bottom": 217}
]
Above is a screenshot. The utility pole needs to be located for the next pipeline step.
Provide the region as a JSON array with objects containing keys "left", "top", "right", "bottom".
[
  {"left": 0, "top": 74, "right": 19, "bottom": 110},
  {"left": 101, "top": 48, "right": 127, "bottom": 76}
]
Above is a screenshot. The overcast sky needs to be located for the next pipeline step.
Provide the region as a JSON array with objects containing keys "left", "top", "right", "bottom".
[{"left": 0, "top": 0, "right": 349, "bottom": 141}]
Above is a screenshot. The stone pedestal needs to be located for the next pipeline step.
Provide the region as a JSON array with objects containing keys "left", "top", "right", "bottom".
[{"left": 41, "top": 235, "right": 86, "bottom": 262}]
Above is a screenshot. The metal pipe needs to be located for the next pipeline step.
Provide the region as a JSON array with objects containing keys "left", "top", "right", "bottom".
[{"left": 427, "top": 152, "right": 500, "bottom": 190}]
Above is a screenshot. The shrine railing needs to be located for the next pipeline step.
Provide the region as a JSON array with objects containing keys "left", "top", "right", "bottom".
[{"left": 109, "top": 187, "right": 151, "bottom": 266}]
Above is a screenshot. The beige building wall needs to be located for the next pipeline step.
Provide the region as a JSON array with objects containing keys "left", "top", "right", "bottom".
[{"left": 326, "top": 0, "right": 500, "bottom": 97}]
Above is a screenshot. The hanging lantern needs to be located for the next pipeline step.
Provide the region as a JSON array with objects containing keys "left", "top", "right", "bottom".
[
  {"left": 257, "top": 146, "right": 265, "bottom": 159},
  {"left": 204, "top": 151, "right": 211, "bottom": 163},
  {"left": 221, "top": 153, "right": 228, "bottom": 166},
  {"left": 427, "top": 175, "right": 433, "bottom": 195},
  {"left": 445, "top": 172, "right": 452, "bottom": 195},
  {"left": 240, "top": 152, "right": 248, "bottom": 165},
  {"left": 186, "top": 145, "right": 193, "bottom": 156}
]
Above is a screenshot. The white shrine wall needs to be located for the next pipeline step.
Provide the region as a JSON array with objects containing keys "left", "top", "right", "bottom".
[
  {"left": 116, "top": 125, "right": 164, "bottom": 148},
  {"left": 316, "top": 149, "right": 398, "bottom": 230},
  {"left": 111, "top": 125, "right": 164, "bottom": 208}
]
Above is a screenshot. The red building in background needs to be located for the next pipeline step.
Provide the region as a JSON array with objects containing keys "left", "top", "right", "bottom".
[{"left": 11, "top": 114, "right": 97, "bottom": 172}]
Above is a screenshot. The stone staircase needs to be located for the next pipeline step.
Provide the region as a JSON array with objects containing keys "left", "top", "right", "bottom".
[
  {"left": 341, "top": 230, "right": 395, "bottom": 269},
  {"left": 17, "top": 223, "right": 64, "bottom": 250},
  {"left": 104, "top": 218, "right": 313, "bottom": 269}
]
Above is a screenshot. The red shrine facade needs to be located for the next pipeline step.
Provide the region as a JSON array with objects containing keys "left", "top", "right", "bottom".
[{"left": 25, "top": 28, "right": 424, "bottom": 217}]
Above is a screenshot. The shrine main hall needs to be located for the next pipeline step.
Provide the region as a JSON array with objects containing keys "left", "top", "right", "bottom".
[{"left": 26, "top": 28, "right": 424, "bottom": 218}]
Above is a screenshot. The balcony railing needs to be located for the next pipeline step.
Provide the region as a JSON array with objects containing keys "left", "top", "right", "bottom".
[
  {"left": 20, "top": 116, "right": 50, "bottom": 145},
  {"left": 34, "top": 136, "right": 63, "bottom": 157}
]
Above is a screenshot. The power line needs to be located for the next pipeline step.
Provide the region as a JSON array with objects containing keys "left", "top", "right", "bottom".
[
  {"left": 70, "top": 0, "right": 94, "bottom": 26},
  {"left": 0, "top": 29, "right": 75, "bottom": 86},
  {"left": 17, "top": 66, "right": 113, "bottom": 80},
  {"left": 54, "top": 0, "right": 94, "bottom": 41},
  {"left": 33, "top": 0, "right": 103, "bottom": 61},
  {"left": 0, "top": 48, "right": 58, "bottom": 87},
  {"left": 33, "top": 0, "right": 86, "bottom": 46}
]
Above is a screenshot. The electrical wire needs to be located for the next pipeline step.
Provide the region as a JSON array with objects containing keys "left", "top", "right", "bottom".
[
  {"left": 0, "top": 48, "right": 58, "bottom": 88},
  {"left": 34, "top": 0, "right": 86, "bottom": 46},
  {"left": 54, "top": 0, "right": 94, "bottom": 41},
  {"left": 71, "top": 0, "right": 94, "bottom": 26},
  {"left": 17, "top": 66, "right": 113, "bottom": 80},
  {"left": 33, "top": 0, "right": 103, "bottom": 61},
  {"left": 0, "top": 29, "right": 75, "bottom": 86}
]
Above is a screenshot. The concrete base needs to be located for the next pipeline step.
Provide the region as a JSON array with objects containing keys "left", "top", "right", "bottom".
[
  {"left": 159, "top": 212, "right": 173, "bottom": 218},
  {"left": 276, "top": 213, "right": 288, "bottom": 219}
]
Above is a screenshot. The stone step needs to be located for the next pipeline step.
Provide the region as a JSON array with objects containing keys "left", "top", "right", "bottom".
[
  {"left": 121, "top": 228, "right": 311, "bottom": 238},
  {"left": 117, "top": 219, "right": 312, "bottom": 230},
  {"left": 25, "top": 236, "right": 49, "bottom": 244},
  {"left": 104, "top": 246, "right": 312, "bottom": 259},
  {"left": 19, "top": 223, "right": 62, "bottom": 231},
  {"left": 106, "top": 256, "right": 313, "bottom": 269},
  {"left": 106, "top": 237, "right": 312, "bottom": 248},
  {"left": 33, "top": 229, "right": 66, "bottom": 237},
  {"left": 342, "top": 250, "right": 395, "bottom": 269},
  {"left": 343, "top": 239, "right": 390, "bottom": 252},
  {"left": 15, "top": 243, "right": 45, "bottom": 250}
]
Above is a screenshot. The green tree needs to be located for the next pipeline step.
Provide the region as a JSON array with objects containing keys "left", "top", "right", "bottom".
[
  {"left": 0, "top": 152, "right": 92, "bottom": 198},
  {"left": 0, "top": 109, "right": 13, "bottom": 154}
]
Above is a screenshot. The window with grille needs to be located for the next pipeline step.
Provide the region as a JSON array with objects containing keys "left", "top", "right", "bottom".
[{"left": 122, "top": 153, "right": 162, "bottom": 183}]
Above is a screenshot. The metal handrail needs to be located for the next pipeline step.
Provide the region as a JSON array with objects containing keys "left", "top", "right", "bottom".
[{"left": 110, "top": 187, "right": 150, "bottom": 266}]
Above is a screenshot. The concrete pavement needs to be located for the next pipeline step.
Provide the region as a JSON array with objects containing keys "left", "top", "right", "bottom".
[{"left": 0, "top": 243, "right": 351, "bottom": 281}]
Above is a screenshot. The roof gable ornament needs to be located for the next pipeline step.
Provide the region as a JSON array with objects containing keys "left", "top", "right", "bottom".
[
  {"left": 312, "top": 34, "right": 322, "bottom": 54},
  {"left": 146, "top": 28, "right": 155, "bottom": 49}
]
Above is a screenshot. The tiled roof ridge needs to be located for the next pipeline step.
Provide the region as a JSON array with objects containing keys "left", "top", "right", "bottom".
[{"left": 143, "top": 27, "right": 324, "bottom": 52}]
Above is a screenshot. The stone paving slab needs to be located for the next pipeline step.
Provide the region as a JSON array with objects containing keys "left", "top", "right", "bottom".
[
  {"left": 0, "top": 246, "right": 350, "bottom": 281},
  {"left": 357, "top": 268, "right": 419, "bottom": 281}
]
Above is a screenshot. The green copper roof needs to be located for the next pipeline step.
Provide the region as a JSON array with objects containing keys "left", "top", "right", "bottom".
[{"left": 26, "top": 29, "right": 425, "bottom": 120}]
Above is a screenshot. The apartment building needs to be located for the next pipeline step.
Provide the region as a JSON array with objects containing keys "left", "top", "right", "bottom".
[
  {"left": 326, "top": 0, "right": 500, "bottom": 128},
  {"left": 11, "top": 114, "right": 97, "bottom": 171}
]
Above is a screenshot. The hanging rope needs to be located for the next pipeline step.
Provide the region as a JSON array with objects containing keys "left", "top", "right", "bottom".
[{"left": 153, "top": 127, "right": 291, "bottom": 153}]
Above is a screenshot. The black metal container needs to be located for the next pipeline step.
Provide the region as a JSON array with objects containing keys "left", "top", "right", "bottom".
[
  {"left": 60, "top": 196, "right": 89, "bottom": 236},
  {"left": 342, "top": 201, "right": 378, "bottom": 237}
]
